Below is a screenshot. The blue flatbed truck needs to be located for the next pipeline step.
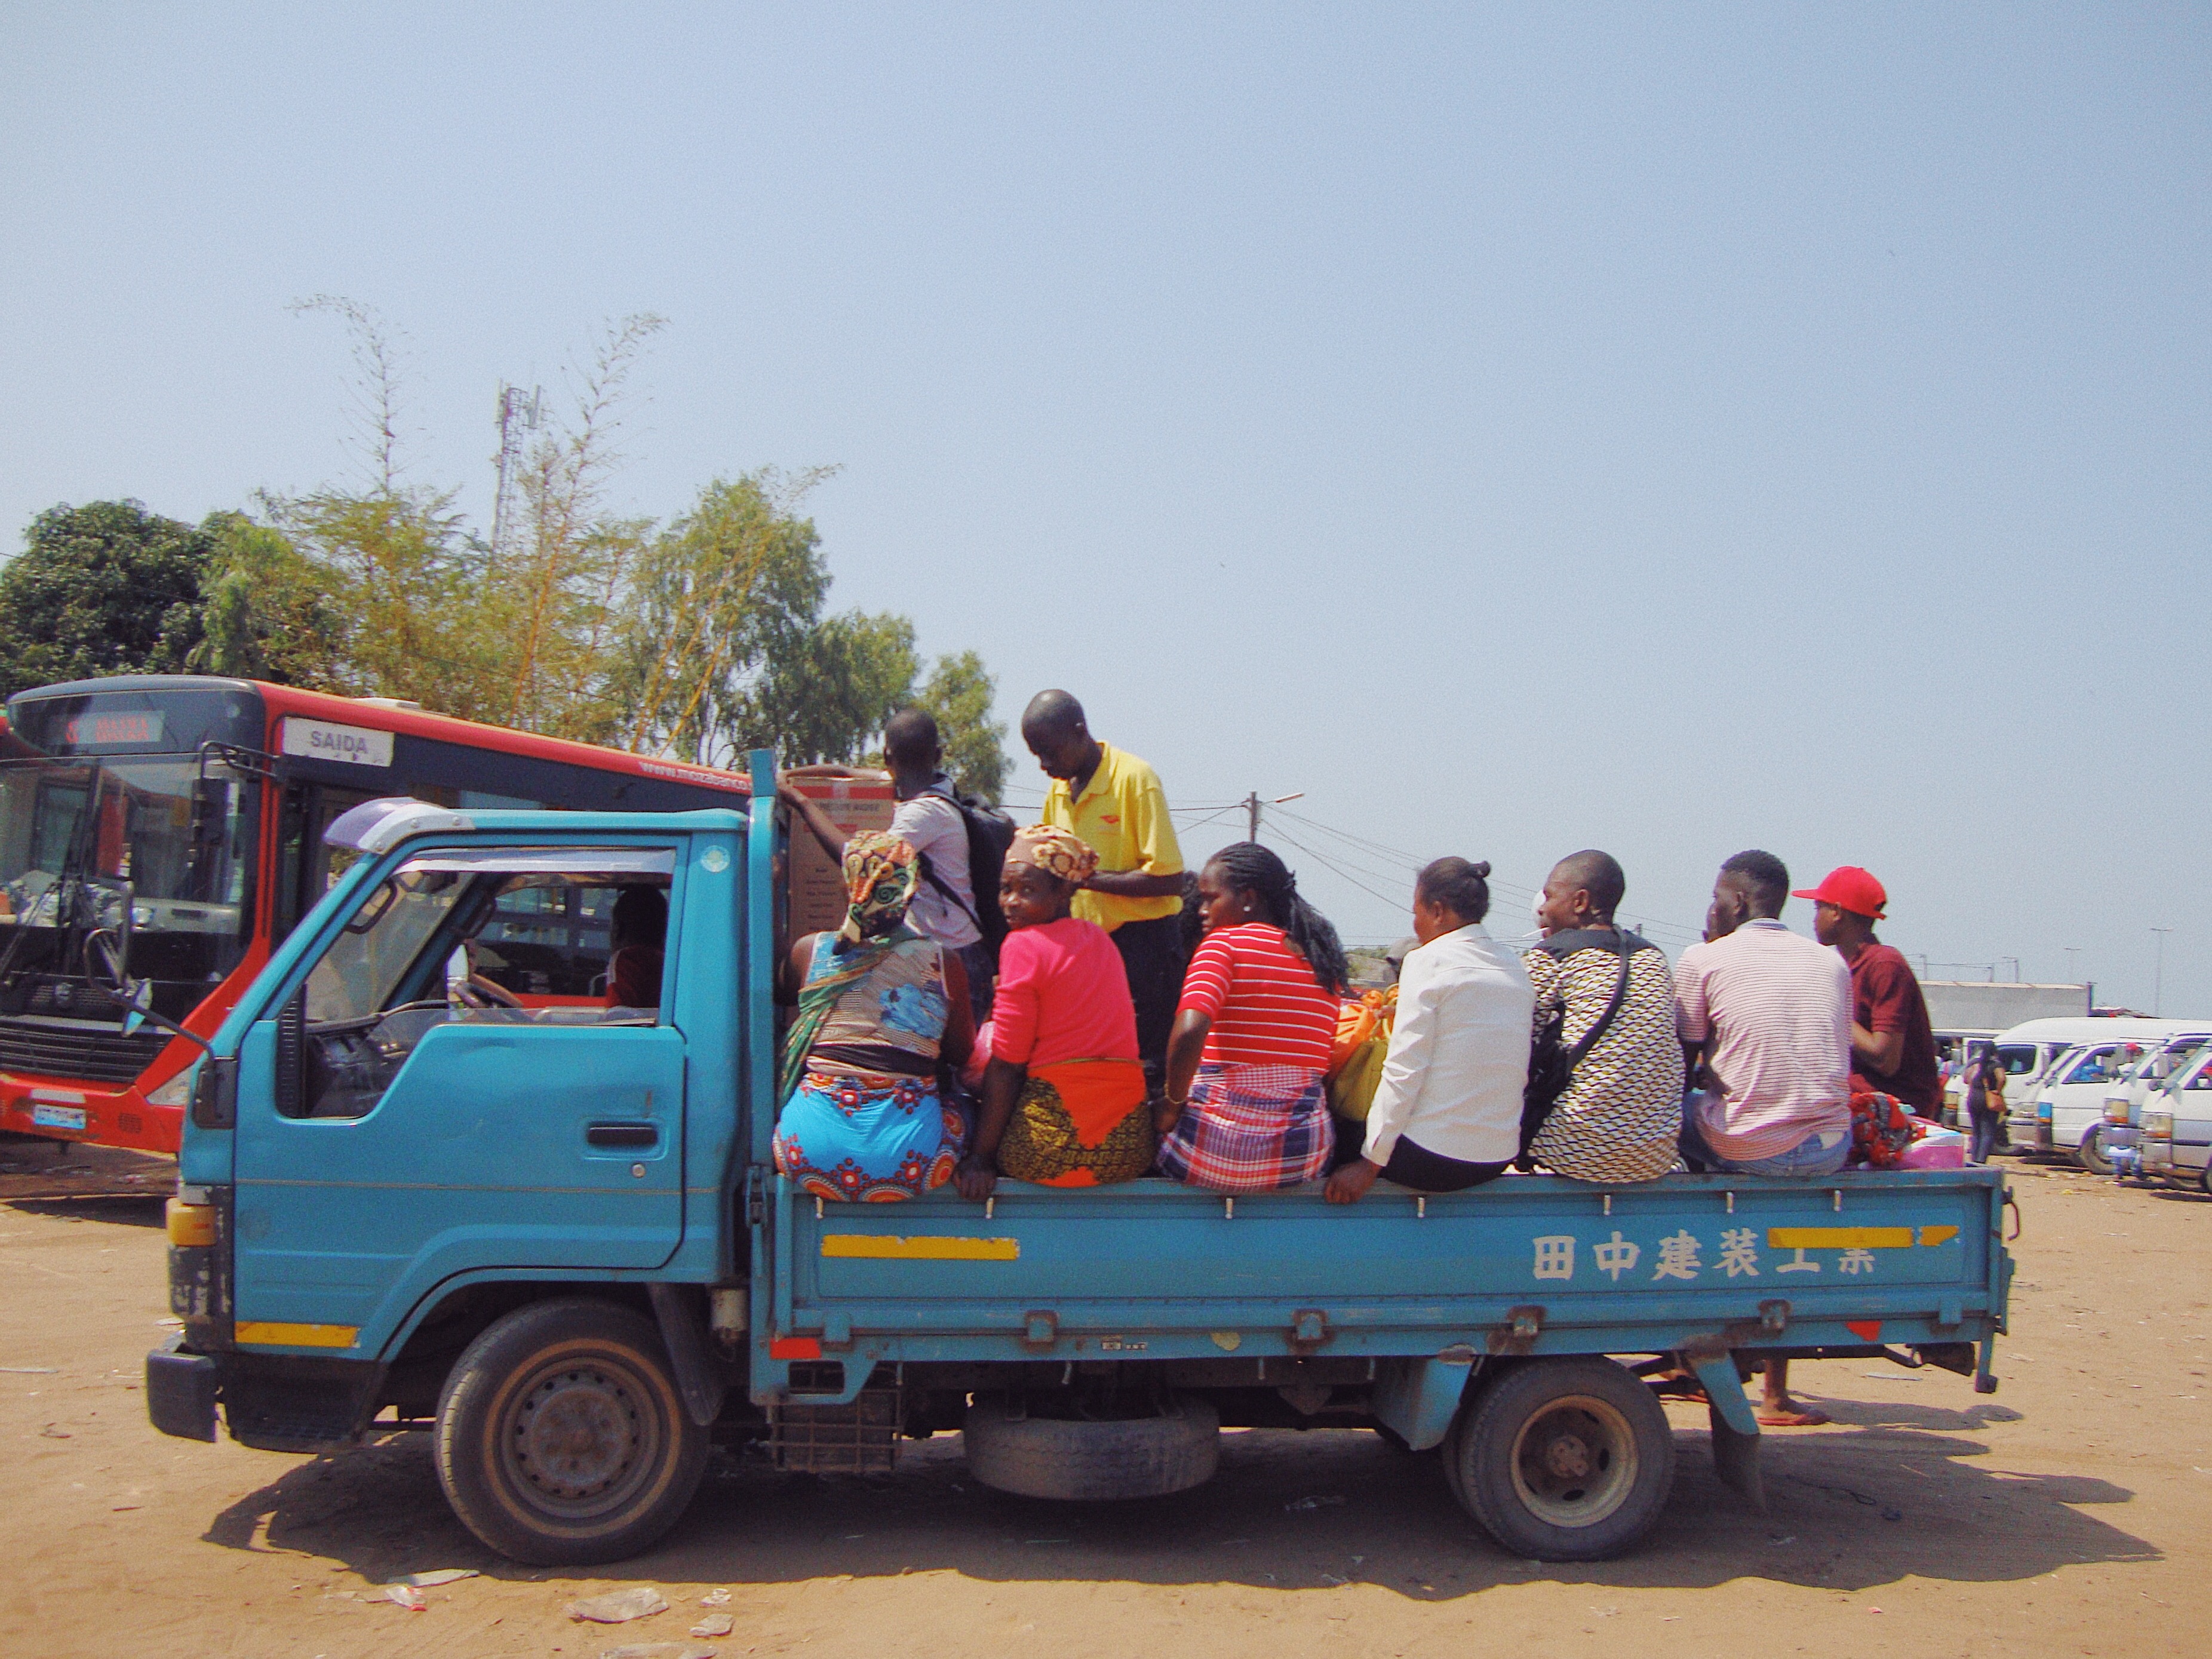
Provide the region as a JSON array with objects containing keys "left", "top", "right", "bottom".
[{"left": 145, "top": 759, "right": 2013, "bottom": 1566}]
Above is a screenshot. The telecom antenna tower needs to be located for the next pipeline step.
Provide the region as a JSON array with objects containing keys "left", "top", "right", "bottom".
[{"left": 489, "top": 382, "right": 544, "bottom": 557}]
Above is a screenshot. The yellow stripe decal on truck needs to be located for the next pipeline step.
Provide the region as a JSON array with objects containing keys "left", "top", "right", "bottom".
[
  {"left": 821, "top": 1235, "right": 1020, "bottom": 1261},
  {"left": 1917, "top": 1225, "right": 1960, "bottom": 1247},
  {"left": 1765, "top": 1227, "right": 1915, "bottom": 1251},
  {"left": 234, "top": 1322, "right": 360, "bottom": 1349}
]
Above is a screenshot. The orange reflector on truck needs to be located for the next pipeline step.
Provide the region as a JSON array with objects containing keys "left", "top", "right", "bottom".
[
  {"left": 820, "top": 1234, "right": 1020, "bottom": 1261},
  {"left": 1766, "top": 1227, "right": 1913, "bottom": 1250},
  {"left": 165, "top": 1200, "right": 217, "bottom": 1248},
  {"left": 234, "top": 1322, "right": 358, "bottom": 1349}
]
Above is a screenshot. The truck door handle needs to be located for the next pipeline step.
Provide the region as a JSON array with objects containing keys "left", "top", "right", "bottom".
[{"left": 586, "top": 1122, "right": 659, "bottom": 1148}]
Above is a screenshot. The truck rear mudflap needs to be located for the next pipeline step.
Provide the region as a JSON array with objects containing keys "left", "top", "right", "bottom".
[{"left": 146, "top": 1334, "right": 219, "bottom": 1442}]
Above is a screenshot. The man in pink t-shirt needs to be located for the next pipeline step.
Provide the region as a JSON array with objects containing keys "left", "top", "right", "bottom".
[{"left": 1672, "top": 848, "right": 1852, "bottom": 1427}]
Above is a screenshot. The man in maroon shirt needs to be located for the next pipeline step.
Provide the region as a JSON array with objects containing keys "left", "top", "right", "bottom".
[{"left": 1795, "top": 866, "right": 1941, "bottom": 1117}]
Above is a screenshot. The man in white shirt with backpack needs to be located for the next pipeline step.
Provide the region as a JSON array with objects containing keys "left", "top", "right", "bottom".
[{"left": 779, "top": 709, "right": 1008, "bottom": 1019}]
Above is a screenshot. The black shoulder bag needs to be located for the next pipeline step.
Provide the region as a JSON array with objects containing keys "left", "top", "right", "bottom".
[{"left": 1518, "top": 928, "right": 1636, "bottom": 1165}]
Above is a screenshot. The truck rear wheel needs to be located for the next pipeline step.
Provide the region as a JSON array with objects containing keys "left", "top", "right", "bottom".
[
  {"left": 1444, "top": 1357, "right": 1674, "bottom": 1561},
  {"left": 963, "top": 1394, "right": 1219, "bottom": 1500},
  {"left": 434, "top": 1298, "right": 707, "bottom": 1566}
]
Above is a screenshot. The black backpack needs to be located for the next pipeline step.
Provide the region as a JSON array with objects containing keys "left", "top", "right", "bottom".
[{"left": 917, "top": 779, "right": 1017, "bottom": 963}]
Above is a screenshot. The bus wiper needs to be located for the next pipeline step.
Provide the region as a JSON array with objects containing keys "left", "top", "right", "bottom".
[{"left": 0, "top": 760, "right": 103, "bottom": 995}]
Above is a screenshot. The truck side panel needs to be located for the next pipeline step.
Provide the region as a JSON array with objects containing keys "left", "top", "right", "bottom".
[{"left": 760, "top": 1169, "right": 2004, "bottom": 1380}]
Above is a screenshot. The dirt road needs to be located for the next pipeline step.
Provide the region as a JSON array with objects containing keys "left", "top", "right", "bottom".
[{"left": 0, "top": 1147, "right": 2203, "bottom": 1658}]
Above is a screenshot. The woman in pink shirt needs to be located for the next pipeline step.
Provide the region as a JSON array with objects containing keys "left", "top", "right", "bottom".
[{"left": 954, "top": 827, "right": 1151, "bottom": 1195}]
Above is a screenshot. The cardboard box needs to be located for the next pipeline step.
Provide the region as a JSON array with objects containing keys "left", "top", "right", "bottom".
[{"left": 784, "top": 770, "right": 897, "bottom": 940}]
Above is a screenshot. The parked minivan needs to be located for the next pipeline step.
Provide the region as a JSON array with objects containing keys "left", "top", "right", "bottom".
[
  {"left": 2008, "top": 1018, "right": 2210, "bottom": 1167},
  {"left": 2096, "top": 1032, "right": 2212, "bottom": 1176},
  {"left": 2140, "top": 1046, "right": 2212, "bottom": 1191}
]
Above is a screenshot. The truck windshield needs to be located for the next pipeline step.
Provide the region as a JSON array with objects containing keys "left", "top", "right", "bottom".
[
  {"left": 0, "top": 756, "right": 256, "bottom": 1009},
  {"left": 308, "top": 868, "right": 466, "bottom": 1025}
]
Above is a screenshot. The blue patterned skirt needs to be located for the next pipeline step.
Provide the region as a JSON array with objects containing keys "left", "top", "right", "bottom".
[{"left": 773, "top": 1067, "right": 968, "bottom": 1203}]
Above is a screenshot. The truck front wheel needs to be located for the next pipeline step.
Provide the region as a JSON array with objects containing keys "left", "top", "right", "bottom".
[
  {"left": 434, "top": 1298, "right": 708, "bottom": 1565},
  {"left": 1444, "top": 1357, "right": 1675, "bottom": 1561}
]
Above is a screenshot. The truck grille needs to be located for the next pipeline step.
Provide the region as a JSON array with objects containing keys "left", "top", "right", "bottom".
[{"left": 0, "top": 1016, "right": 171, "bottom": 1086}]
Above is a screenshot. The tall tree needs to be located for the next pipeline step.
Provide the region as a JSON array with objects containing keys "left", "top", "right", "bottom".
[
  {"left": 0, "top": 501, "right": 211, "bottom": 699},
  {"left": 491, "top": 313, "right": 664, "bottom": 741},
  {"left": 917, "top": 650, "right": 1009, "bottom": 803}
]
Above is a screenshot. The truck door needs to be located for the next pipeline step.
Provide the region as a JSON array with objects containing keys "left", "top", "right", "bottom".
[{"left": 229, "top": 840, "right": 687, "bottom": 1353}]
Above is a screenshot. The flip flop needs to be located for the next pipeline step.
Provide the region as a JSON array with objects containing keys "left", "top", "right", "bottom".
[{"left": 1756, "top": 1406, "right": 1832, "bottom": 1427}]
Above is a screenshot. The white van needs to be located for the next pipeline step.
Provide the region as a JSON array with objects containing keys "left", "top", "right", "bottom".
[
  {"left": 1997, "top": 1018, "right": 2192, "bottom": 1151},
  {"left": 2092, "top": 1031, "right": 2212, "bottom": 1174},
  {"left": 2007, "top": 1018, "right": 2211, "bottom": 1166}
]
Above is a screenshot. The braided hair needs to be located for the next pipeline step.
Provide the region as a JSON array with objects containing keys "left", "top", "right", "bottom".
[{"left": 1206, "top": 841, "right": 1350, "bottom": 997}]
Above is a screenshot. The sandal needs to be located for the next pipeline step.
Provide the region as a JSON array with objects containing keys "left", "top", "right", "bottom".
[{"left": 1756, "top": 1405, "right": 1832, "bottom": 1427}]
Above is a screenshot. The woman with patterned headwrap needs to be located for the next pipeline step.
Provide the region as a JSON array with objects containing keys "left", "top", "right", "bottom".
[
  {"left": 773, "top": 831, "right": 976, "bottom": 1202},
  {"left": 953, "top": 826, "right": 1152, "bottom": 1197}
]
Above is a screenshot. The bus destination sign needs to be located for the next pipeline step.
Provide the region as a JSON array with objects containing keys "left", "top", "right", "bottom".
[
  {"left": 281, "top": 717, "right": 395, "bottom": 769},
  {"left": 60, "top": 710, "right": 165, "bottom": 748}
]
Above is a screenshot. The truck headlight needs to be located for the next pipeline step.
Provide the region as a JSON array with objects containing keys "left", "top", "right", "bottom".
[
  {"left": 2147, "top": 1111, "right": 2174, "bottom": 1141},
  {"left": 145, "top": 1074, "right": 192, "bottom": 1108}
]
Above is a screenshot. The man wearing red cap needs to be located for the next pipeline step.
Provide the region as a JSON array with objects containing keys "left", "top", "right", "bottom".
[{"left": 1795, "top": 867, "right": 1941, "bottom": 1118}]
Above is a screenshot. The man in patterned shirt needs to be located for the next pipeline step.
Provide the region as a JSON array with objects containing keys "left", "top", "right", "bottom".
[{"left": 1524, "top": 850, "right": 1683, "bottom": 1182}]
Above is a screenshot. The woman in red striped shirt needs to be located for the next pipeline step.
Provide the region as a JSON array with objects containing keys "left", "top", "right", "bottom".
[{"left": 1157, "top": 843, "right": 1350, "bottom": 1191}]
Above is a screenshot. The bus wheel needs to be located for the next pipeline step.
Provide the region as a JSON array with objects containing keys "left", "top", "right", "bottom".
[
  {"left": 1445, "top": 1357, "right": 1674, "bottom": 1561},
  {"left": 435, "top": 1298, "right": 708, "bottom": 1566}
]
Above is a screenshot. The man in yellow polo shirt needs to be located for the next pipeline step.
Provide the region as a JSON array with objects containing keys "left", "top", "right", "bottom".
[{"left": 1022, "top": 689, "right": 1185, "bottom": 1089}]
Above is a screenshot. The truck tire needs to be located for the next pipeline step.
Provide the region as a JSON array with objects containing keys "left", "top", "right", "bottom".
[
  {"left": 434, "top": 1298, "right": 708, "bottom": 1566},
  {"left": 963, "top": 1395, "right": 1219, "bottom": 1500},
  {"left": 2075, "top": 1127, "right": 2113, "bottom": 1176},
  {"left": 1443, "top": 1357, "right": 1674, "bottom": 1561}
]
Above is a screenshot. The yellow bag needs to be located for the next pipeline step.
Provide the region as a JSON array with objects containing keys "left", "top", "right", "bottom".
[{"left": 1325, "top": 987, "right": 1396, "bottom": 1122}]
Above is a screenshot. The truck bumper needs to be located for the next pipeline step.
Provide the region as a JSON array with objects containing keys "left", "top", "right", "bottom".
[{"left": 146, "top": 1333, "right": 219, "bottom": 1442}]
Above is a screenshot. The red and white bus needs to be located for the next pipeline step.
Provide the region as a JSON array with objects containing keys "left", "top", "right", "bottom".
[{"left": 0, "top": 675, "right": 752, "bottom": 1154}]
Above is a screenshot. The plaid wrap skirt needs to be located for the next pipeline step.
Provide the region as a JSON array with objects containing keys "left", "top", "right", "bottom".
[{"left": 1156, "top": 1062, "right": 1333, "bottom": 1192}]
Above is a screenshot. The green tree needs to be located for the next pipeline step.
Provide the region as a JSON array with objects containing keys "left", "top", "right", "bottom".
[
  {"left": 491, "top": 314, "right": 663, "bottom": 741},
  {"left": 190, "top": 512, "right": 350, "bottom": 687},
  {"left": 0, "top": 501, "right": 211, "bottom": 699},
  {"left": 615, "top": 470, "right": 838, "bottom": 764},
  {"left": 740, "top": 610, "right": 919, "bottom": 766},
  {"left": 917, "top": 649, "right": 1009, "bottom": 803}
]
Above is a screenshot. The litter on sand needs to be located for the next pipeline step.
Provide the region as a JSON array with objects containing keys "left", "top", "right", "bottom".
[
  {"left": 699, "top": 1588, "right": 733, "bottom": 1606},
  {"left": 383, "top": 1585, "right": 427, "bottom": 1611},
  {"left": 598, "top": 1645, "right": 717, "bottom": 1659},
  {"left": 568, "top": 1587, "right": 670, "bottom": 1624},
  {"left": 389, "top": 1569, "right": 479, "bottom": 1588},
  {"left": 692, "top": 1615, "right": 736, "bottom": 1637}
]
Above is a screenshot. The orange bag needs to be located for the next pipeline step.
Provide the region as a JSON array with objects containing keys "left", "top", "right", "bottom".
[{"left": 1325, "top": 987, "right": 1397, "bottom": 1122}]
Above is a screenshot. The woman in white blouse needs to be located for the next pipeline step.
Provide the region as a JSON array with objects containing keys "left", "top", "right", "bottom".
[{"left": 1324, "top": 858, "right": 1534, "bottom": 1202}]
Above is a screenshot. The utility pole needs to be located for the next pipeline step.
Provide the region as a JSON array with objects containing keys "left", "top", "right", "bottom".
[
  {"left": 1241, "top": 791, "right": 1304, "bottom": 841},
  {"left": 2152, "top": 927, "right": 2173, "bottom": 1016}
]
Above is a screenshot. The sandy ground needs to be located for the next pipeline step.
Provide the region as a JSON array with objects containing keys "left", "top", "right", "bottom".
[{"left": 0, "top": 1140, "right": 2204, "bottom": 1658}]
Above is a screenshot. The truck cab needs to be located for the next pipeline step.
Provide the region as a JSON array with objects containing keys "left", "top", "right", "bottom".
[{"left": 149, "top": 772, "right": 2013, "bottom": 1569}]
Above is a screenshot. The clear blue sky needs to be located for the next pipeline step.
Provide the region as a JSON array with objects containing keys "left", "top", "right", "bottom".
[{"left": 4, "top": 6, "right": 2207, "bottom": 1006}]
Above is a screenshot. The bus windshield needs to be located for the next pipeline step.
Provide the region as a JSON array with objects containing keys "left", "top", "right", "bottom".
[{"left": 0, "top": 755, "right": 257, "bottom": 1004}]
